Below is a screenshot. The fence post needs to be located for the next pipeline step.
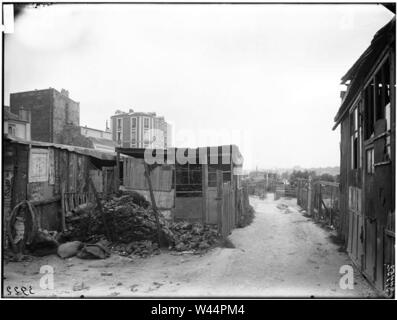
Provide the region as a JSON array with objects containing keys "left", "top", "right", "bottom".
[
  {"left": 216, "top": 170, "right": 223, "bottom": 236},
  {"left": 297, "top": 180, "right": 301, "bottom": 206},
  {"left": 307, "top": 175, "right": 313, "bottom": 216}
]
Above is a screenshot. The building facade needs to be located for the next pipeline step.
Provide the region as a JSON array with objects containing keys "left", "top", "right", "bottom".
[
  {"left": 110, "top": 109, "right": 172, "bottom": 149},
  {"left": 3, "top": 106, "right": 31, "bottom": 140},
  {"left": 333, "top": 17, "right": 395, "bottom": 295},
  {"left": 80, "top": 125, "right": 116, "bottom": 153},
  {"left": 10, "top": 88, "right": 80, "bottom": 145}
]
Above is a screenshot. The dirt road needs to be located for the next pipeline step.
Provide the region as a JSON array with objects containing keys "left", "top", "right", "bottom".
[{"left": 3, "top": 194, "right": 377, "bottom": 298}]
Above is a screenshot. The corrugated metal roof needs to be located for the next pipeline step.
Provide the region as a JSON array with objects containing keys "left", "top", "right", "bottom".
[
  {"left": 87, "top": 136, "right": 117, "bottom": 148},
  {"left": 5, "top": 135, "right": 116, "bottom": 161}
]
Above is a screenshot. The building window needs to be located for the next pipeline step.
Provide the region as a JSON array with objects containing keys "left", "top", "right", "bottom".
[
  {"left": 350, "top": 104, "right": 361, "bottom": 170},
  {"left": 116, "top": 118, "right": 123, "bottom": 144},
  {"left": 131, "top": 117, "right": 137, "bottom": 147},
  {"left": 8, "top": 124, "right": 16, "bottom": 136},
  {"left": 364, "top": 56, "right": 391, "bottom": 140},
  {"left": 144, "top": 117, "right": 149, "bottom": 129},
  {"left": 131, "top": 117, "right": 137, "bottom": 128},
  {"left": 131, "top": 131, "right": 137, "bottom": 147},
  {"left": 208, "top": 164, "right": 232, "bottom": 187}
]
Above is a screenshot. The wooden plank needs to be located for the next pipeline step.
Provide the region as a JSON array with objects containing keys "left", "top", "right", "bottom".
[
  {"left": 216, "top": 170, "right": 223, "bottom": 235},
  {"left": 202, "top": 164, "right": 208, "bottom": 223},
  {"left": 115, "top": 151, "right": 121, "bottom": 192},
  {"left": 48, "top": 148, "right": 55, "bottom": 185},
  {"left": 144, "top": 163, "right": 162, "bottom": 246},
  {"left": 29, "top": 196, "right": 61, "bottom": 206},
  {"left": 88, "top": 177, "right": 113, "bottom": 240}
]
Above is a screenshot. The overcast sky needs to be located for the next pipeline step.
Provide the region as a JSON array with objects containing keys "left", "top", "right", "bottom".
[{"left": 4, "top": 3, "right": 394, "bottom": 170}]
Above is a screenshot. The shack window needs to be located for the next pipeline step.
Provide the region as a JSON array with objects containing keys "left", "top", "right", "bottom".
[
  {"left": 208, "top": 164, "right": 232, "bottom": 187},
  {"left": 350, "top": 105, "right": 361, "bottom": 170},
  {"left": 176, "top": 163, "right": 202, "bottom": 197},
  {"left": 364, "top": 57, "right": 391, "bottom": 140},
  {"left": 366, "top": 148, "right": 374, "bottom": 174}
]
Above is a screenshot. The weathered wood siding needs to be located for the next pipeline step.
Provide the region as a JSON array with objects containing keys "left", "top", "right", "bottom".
[{"left": 4, "top": 140, "right": 111, "bottom": 232}]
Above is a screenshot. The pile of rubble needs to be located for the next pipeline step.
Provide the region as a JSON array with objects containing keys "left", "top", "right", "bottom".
[
  {"left": 169, "top": 222, "right": 219, "bottom": 252},
  {"left": 112, "top": 240, "right": 161, "bottom": 258},
  {"left": 102, "top": 193, "right": 173, "bottom": 244},
  {"left": 63, "top": 191, "right": 220, "bottom": 258}
]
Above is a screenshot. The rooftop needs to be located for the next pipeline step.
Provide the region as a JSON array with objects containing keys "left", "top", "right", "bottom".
[
  {"left": 5, "top": 134, "right": 116, "bottom": 162},
  {"left": 333, "top": 17, "right": 395, "bottom": 129}
]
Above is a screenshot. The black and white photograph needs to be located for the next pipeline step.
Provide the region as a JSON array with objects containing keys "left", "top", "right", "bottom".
[{"left": 0, "top": 0, "right": 395, "bottom": 302}]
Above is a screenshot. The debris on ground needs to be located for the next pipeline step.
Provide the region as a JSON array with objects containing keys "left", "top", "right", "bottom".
[
  {"left": 276, "top": 203, "right": 289, "bottom": 210},
  {"left": 27, "top": 230, "right": 59, "bottom": 257},
  {"left": 60, "top": 191, "right": 222, "bottom": 257},
  {"left": 57, "top": 241, "right": 83, "bottom": 259},
  {"left": 169, "top": 221, "right": 219, "bottom": 252},
  {"left": 77, "top": 240, "right": 111, "bottom": 260},
  {"left": 112, "top": 240, "right": 161, "bottom": 258},
  {"left": 130, "top": 284, "right": 139, "bottom": 292},
  {"left": 72, "top": 281, "right": 89, "bottom": 291},
  {"left": 8, "top": 191, "right": 225, "bottom": 261}
]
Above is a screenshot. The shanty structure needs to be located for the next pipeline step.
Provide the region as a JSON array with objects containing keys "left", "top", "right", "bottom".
[
  {"left": 3, "top": 135, "right": 117, "bottom": 236},
  {"left": 333, "top": 17, "right": 395, "bottom": 294},
  {"left": 116, "top": 145, "right": 244, "bottom": 234}
]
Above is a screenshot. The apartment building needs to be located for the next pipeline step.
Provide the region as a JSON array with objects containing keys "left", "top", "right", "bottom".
[
  {"left": 110, "top": 109, "right": 172, "bottom": 148},
  {"left": 10, "top": 88, "right": 80, "bottom": 144},
  {"left": 80, "top": 125, "right": 116, "bottom": 153},
  {"left": 3, "top": 106, "right": 31, "bottom": 140}
]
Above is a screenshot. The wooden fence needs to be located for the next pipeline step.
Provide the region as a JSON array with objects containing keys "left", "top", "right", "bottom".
[
  {"left": 216, "top": 172, "right": 251, "bottom": 238},
  {"left": 275, "top": 184, "right": 297, "bottom": 200},
  {"left": 218, "top": 181, "right": 235, "bottom": 238},
  {"left": 297, "top": 178, "right": 340, "bottom": 229}
]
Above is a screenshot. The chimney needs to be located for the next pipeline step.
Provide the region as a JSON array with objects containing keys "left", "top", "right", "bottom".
[
  {"left": 60, "top": 89, "right": 69, "bottom": 98},
  {"left": 18, "top": 107, "right": 30, "bottom": 122}
]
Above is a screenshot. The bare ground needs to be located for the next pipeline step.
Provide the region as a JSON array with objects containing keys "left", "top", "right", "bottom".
[{"left": 2, "top": 194, "right": 378, "bottom": 298}]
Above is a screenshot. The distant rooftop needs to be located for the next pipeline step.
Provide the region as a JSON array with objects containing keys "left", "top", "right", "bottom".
[
  {"left": 10, "top": 87, "right": 79, "bottom": 103},
  {"left": 111, "top": 109, "right": 165, "bottom": 118}
]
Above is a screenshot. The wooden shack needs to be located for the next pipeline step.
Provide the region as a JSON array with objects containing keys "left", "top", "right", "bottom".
[
  {"left": 116, "top": 145, "right": 244, "bottom": 227},
  {"left": 333, "top": 17, "right": 395, "bottom": 294},
  {"left": 3, "top": 135, "right": 116, "bottom": 234}
]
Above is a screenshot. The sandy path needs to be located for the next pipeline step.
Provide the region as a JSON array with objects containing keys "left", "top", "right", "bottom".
[{"left": 2, "top": 194, "right": 377, "bottom": 298}]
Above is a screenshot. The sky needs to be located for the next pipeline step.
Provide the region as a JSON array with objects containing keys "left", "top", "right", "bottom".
[{"left": 4, "top": 3, "right": 394, "bottom": 170}]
